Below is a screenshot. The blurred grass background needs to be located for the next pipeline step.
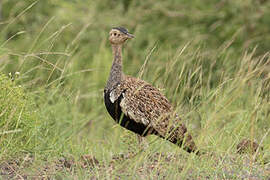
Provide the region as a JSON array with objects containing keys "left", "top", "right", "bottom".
[{"left": 0, "top": 0, "right": 269, "bottom": 178}]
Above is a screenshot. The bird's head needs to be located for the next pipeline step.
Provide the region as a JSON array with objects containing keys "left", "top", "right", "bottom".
[{"left": 109, "top": 27, "right": 134, "bottom": 45}]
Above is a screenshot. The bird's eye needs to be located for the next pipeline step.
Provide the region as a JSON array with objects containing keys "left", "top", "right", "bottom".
[
  {"left": 117, "top": 34, "right": 120, "bottom": 37},
  {"left": 114, "top": 33, "right": 117, "bottom": 36}
]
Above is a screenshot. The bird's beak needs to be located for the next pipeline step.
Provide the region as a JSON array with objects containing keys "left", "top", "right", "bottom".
[{"left": 126, "top": 32, "right": 135, "bottom": 39}]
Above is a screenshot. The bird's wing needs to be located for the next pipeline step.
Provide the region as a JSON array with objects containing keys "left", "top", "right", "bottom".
[{"left": 115, "top": 76, "right": 176, "bottom": 135}]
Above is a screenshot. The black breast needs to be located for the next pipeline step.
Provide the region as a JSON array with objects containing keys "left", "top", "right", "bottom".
[{"left": 104, "top": 89, "right": 158, "bottom": 136}]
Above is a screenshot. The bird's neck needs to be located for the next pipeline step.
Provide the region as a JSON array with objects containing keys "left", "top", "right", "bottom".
[{"left": 106, "top": 44, "right": 124, "bottom": 91}]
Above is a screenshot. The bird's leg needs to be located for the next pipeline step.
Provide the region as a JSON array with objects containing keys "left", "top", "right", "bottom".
[
  {"left": 137, "top": 134, "right": 143, "bottom": 144},
  {"left": 137, "top": 135, "right": 149, "bottom": 150}
]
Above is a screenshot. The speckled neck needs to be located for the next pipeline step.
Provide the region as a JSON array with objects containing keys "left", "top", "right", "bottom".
[{"left": 105, "top": 44, "right": 123, "bottom": 91}]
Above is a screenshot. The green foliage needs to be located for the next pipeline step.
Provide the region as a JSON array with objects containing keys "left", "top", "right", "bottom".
[
  {"left": 0, "top": 72, "right": 37, "bottom": 157},
  {"left": 0, "top": 0, "right": 269, "bottom": 178}
]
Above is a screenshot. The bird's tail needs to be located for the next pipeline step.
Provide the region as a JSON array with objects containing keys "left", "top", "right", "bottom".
[{"left": 166, "top": 123, "right": 199, "bottom": 154}]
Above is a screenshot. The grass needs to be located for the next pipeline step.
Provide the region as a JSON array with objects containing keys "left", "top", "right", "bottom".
[{"left": 0, "top": 0, "right": 270, "bottom": 179}]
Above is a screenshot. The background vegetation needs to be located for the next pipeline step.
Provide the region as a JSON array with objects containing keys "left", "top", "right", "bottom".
[{"left": 0, "top": 0, "right": 269, "bottom": 179}]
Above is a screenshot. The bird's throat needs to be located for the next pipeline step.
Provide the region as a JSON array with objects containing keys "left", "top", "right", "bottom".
[{"left": 112, "top": 44, "right": 122, "bottom": 64}]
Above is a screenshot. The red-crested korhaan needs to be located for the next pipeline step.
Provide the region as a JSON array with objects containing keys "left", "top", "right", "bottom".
[{"left": 104, "top": 27, "right": 198, "bottom": 154}]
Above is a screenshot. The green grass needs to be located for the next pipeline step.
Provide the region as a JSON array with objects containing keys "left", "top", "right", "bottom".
[{"left": 0, "top": 0, "right": 270, "bottom": 179}]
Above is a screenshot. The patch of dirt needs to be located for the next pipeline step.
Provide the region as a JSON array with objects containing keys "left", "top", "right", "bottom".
[
  {"left": 0, "top": 152, "right": 269, "bottom": 179},
  {"left": 0, "top": 154, "right": 33, "bottom": 179},
  {"left": 0, "top": 154, "right": 99, "bottom": 179}
]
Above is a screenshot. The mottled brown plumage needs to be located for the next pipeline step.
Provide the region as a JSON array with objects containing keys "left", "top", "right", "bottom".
[{"left": 104, "top": 27, "right": 198, "bottom": 153}]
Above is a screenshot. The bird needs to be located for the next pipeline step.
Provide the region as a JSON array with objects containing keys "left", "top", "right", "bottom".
[{"left": 104, "top": 27, "right": 198, "bottom": 154}]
